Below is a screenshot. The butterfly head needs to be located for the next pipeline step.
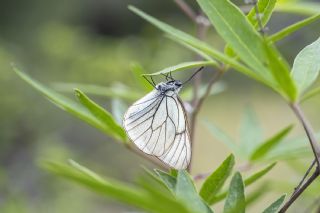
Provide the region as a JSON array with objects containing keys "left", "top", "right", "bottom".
[{"left": 156, "top": 80, "right": 182, "bottom": 94}]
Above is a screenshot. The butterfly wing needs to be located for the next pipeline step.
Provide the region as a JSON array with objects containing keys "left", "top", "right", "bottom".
[{"left": 123, "top": 90, "right": 191, "bottom": 170}]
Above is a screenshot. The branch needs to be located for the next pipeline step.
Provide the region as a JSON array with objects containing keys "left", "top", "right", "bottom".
[
  {"left": 279, "top": 167, "right": 319, "bottom": 213},
  {"left": 290, "top": 103, "right": 320, "bottom": 167}
]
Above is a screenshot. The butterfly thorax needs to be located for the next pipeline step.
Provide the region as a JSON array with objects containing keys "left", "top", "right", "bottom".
[{"left": 156, "top": 80, "right": 182, "bottom": 95}]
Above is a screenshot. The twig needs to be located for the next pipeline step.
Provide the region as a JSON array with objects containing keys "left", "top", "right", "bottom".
[
  {"left": 279, "top": 167, "right": 319, "bottom": 213},
  {"left": 174, "top": 0, "right": 197, "bottom": 22},
  {"left": 290, "top": 103, "right": 320, "bottom": 167},
  {"left": 291, "top": 159, "right": 316, "bottom": 196}
]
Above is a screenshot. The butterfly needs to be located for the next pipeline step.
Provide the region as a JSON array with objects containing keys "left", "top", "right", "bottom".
[{"left": 123, "top": 67, "right": 203, "bottom": 170}]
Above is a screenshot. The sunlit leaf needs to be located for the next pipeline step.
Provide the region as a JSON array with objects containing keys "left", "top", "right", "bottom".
[
  {"left": 291, "top": 37, "right": 320, "bottom": 95},
  {"left": 275, "top": 2, "right": 320, "bottom": 16},
  {"left": 74, "top": 89, "right": 127, "bottom": 141},
  {"left": 196, "top": 0, "right": 271, "bottom": 81},
  {"left": 269, "top": 14, "right": 320, "bottom": 43},
  {"left": 223, "top": 172, "right": 245, "bottom": 213},
  {"left": 176, "top": 170, "right": 213, "bottom": 213},
  {"left": 262, "top": 194, "right": 286, "bottom": 213},
  {"left": 250, "top": 125, "right": 293, "bottom": 161},
  {"left": 200, "top": 154, "right": 235, "bottom": 203},
  {"left": 143, "top": 61, "right": 218, "bottom": 76}
]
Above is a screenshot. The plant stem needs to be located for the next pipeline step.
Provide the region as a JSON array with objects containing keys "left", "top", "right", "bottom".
[
  {"left": 279, "top": 167, "right": 319, "bottom": 213},
  {"left": 290, "top": 103, "right": 320, "bottom": 167}
]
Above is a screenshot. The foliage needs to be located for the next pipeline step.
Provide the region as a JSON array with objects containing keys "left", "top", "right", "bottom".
[{"left": 11, "top": 0, "right": 320, "bottom": 212}]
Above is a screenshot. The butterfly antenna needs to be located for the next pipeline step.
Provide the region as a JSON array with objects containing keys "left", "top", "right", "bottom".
[
  {"left": 143, "top": 75, "right": 156, "bottom": 88},
  {"left": 182, "top": 66, "right": 204, "bottom": 85}
]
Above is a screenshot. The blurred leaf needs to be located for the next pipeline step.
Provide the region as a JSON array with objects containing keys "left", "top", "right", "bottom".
[
  {"left": 246, "top": 183, "right": 270, "bottom": 206},
  {"left": 196, "top": 0, "right": 271, "bottom": 81},
  {"left": 42, "top": 160, "right": 192, "bottom": 213},
  {"left": 262, "top": 194, "right": 286, "bottom": 213},
  {"left": 301, "top": 86, "right": 320, "bottom": 102},
  {"left": 74, "top": 89, "right": 127, "bottom": 141},
  {"left": 269, "top": 14, "right": 320, "bottom": 43},
  {"left": 180, "top": 81, "right": 226, "bottom": 101},
  {"left": 275, "top": 2, "right": 320, "bottom": 16},
  {"left": 291, "top": 37, "right": 320, "bottom": 95},
  {"left": 200, "top": 154, "right": 235, "bottom": 204},
  {"left": 176, "top": 170, "right": 213, "bottom": 213},
  {"left": 143, "top": 61, "right": 218, "bottom": 76},
  {"left": 249, "top": 125, "right": 293, "bottom": 161},
  {"left": 245, "top": 162, "right": 276, "bottom": 186},
  {"left": 239, "top": 108, "right": 263, "bottom": 156},
  {"left": 130, "top": 62, "right": 153, "bottom": 92},
  {"left": 211, "top": 163, "right": 276, "bottom": 204},
  {"left": 13, "top": 66, "right": 125, "bottom": 141},
  {"left": 129, "top": 6, "right": 271, "bottom": 87},
  {"left": 223, "top": 172, "right": 245, "bottom": 213},
  {"left": 53, "top": 82, "right": 142, "bottom": 101},
  {"left": 264, "top": 44, "right": 297, "bottom": 101},
  {"left": 111, "top": 99, "right": 127, "bottom": 125},
  {"left": 203, "top": 120, "right": 241, "bottom": 156},
  {"left": 154, "top": 169, "right": 177, "bottom": 193}
]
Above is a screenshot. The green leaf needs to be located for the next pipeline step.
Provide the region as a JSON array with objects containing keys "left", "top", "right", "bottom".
[
  {"left": 74, "top": 89, "right": 127, "bottom": 141},
  {"left": 264, "top": 44, "right": 297, "bottom": 101},
  {"left": 244, "top": 162, "right": 276, "bottom": 186},
  {"left": 275, "top": 2, "right": 320, "bottom": 16},
  {"left": 196, "top": 0, "right": 271, "bottom": 80},
  {"left": 176, "top": 170, "right": 213, "bottom": 213},
  {"left": 247, "top": 0, "right": 277, "bottom": 28},
  {"left": 42, "top": 160, "right": 193, "bottom": 213},
  {"left": 128, "top": 6, "right": 271, "bottom": 87},
  {"left": 130, "top": 62, "right": 154, "bottom": 92},
  {"left": 250, "top": 125, "right": 293, "bottom": 161},
  {"left": 203, "top": 120, "right": 241, "bottom": 156},
  {"left": 154, "top": 169, "right": 177, "bottom": 192},
  {"left": 12, "top": 66, "right": 125, "bottom": 141},
  {"left": 269, "top": 14, "right": 320, "bottom": 43},
  {"left": 200, "top": 154, "right": 235, "bottom": 203},
  {"left": 291, "top": 37, "right": 320, "bottom": 95},
  {"left": 239, "top": 108, "right": 263, "bottom": 157},
  {"left": 223, "top": 172, "right": 245, "bottom": 213},
  {"left": 52, "top": 82, "right": 142, "bottom": 101},
  {"left": 262, "top": 194, "right": 286, "bottom": 213},
  {"left": 301, "top": 86, "right": 320, "bottom": 102},
  {"left": 143, "top": 61, "right": 218, "bottom": 76},
  {"left": 210, "top": 163, "right": 276, "bottom": 204}
]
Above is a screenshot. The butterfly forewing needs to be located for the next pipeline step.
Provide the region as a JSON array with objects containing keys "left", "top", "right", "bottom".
[{"left": 123, "top": 89, "right": 191, "bottom": 170}]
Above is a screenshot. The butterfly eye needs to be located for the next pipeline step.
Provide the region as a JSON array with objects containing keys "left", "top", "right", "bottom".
[{"left": 175, "top": 81, "right": 182, "bottom": 86}]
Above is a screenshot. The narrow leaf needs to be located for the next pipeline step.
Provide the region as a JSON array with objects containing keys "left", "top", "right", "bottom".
[
  {"left": 203, "top": 120, "right": 241, "bottom": 156},
  {"left": 53, "top": 82, "right": 142, "bottom": 101},
  {"left": 247, "top": 0, "right": 277, "bottom": 28},
  {"left": 200, "top": 154, "right": 235, "bottom": 203},
  {"left": 155, "top": 169, "right": 177, "bottom": 192},
  {"left": 12, "top": 67, "right": 123, "bottom": 141},
  {"left": 143, "top": 61, "right": 218, "bottom": 76},
  {"left": 210, "top": 163, "right": 276, "bottom": 204},
  {"left": 129, "top": 6, "right": 272, "bottom": 87},
  {"left": 262, "top": 194, "right": 286, "bottom": 213},
  {"left": 244, "top": 162, "right": 276, "bottom": 186},
  {"left": 223, "top": 172, "right": 245, "bottom": 213},
  {"left": 196, "top": 0, "right": 271, "bottom": 80},
  {"left": 176, "top": 171, "right": 213, "bottom": 213},
  {"left": 250, "top": 125, "right": 293, "bottom": 161},
  {"left": 269, "top": 14, "right": 320, "bottom": 43},
  {"left": 130, "top": 62, "right": 153, "bottom": 92},
  {"left": 239, "top": 108, "right": 263, "bottom": 157},
  {"left": 301, "top": 86, "right": 320, "bottom": 102},
  {"left": 275, "top": 2, "right": 320, "bottom": 16},
  {"left": 291, "top": 37, "right": 320, "bottom": 95},
  {"left": 74, "top": 89, "right": 127, "bottom": 141}
]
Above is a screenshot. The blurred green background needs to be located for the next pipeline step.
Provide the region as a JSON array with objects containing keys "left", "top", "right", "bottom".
[{"left": 1, "top": 0, "right": 320, "bottom": 212}]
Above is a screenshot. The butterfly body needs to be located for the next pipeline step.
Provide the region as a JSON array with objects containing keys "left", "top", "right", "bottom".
[{"left": 123, "top": 79, "right": 191, "bottom": 170}]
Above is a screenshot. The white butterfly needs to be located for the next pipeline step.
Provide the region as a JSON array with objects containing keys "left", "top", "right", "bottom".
[{"left": 123, "top": 75, "right": 191, "bottom": 170}]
